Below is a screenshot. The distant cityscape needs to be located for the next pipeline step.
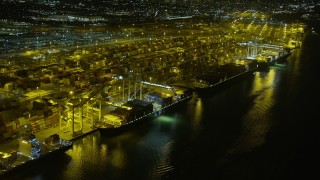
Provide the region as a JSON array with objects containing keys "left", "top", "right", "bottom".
[
  {"left": 1, "top": 0, "right": 319, "bottom": 24},
  {"left": 1, "top": 0, "right": 318, "bottom": 54}
]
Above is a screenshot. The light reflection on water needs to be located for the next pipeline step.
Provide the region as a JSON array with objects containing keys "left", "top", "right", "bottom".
[
  {"left": 193, "top": 96, "right": 204, "bottom": 128},
  {"left": 228, "top": 68, "right": 281, "bottom": 154},
  {"left": 63, "top": 114, "right": 185, "bottom": 179}
]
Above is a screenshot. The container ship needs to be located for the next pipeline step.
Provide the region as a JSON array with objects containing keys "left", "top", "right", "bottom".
[
  {"left": 193, "top": 62, "right": 257, "bottom": 95},
  {"left": 0, "top": 132, "right": 73, "bottom": 177},
  {"left": 95, "top": 85, "right": 193, "bottom": 136}
]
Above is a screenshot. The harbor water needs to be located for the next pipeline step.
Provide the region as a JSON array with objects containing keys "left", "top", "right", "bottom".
[{"left": 3, "top": 33, "right": 320, "bottom": 180}]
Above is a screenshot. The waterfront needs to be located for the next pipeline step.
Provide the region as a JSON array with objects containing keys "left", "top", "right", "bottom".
[
  {"left": 2, "top": 31, "right": 319, "bottom": 180},
  {"left": 0, "top": 12, "right": 297, "bottom": 146}
]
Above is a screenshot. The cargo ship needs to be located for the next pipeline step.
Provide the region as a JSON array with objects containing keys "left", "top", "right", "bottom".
[
  {"left": 0, "top": 132, "right": 73, "bottom": 177},
  {"left": 254, "top": 51, "right": 292, "bottom": 71},
  {"left": 193, "top": 62, "right": 257, "bottom": 95},
  {"left": 95, "top": 85, "right": 193, "bottom": 136}
]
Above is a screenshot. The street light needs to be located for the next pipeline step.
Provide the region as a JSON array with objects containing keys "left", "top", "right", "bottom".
[
  {"left": 69, "top": 90, "right": 74, "bottom": 97},
  {"left": 119, "top": 76, "right": 124, "bottom": 101}
]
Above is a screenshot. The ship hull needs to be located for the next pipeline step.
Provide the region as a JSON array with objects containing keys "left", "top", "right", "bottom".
[
  {"left": 194, "top": 68, "right": 256, "bottom": 95},
  {"left": 0, "top": 140, "right": 73, "bottom": 177},
  {"left": 97, "top": 112, "right": 155, "bottom": 136},
  {"left": 97, "top": 94, "right": 192, "bottom": 136}
]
